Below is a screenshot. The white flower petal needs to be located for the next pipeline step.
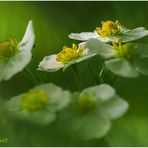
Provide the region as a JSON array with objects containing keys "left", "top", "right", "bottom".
[
  {"left": 78, "top": 41, "right": 86, "bottom": 48},
  {"left": 0, "top": 50, "right": 32, "bottom": 81},
  {"left": 38, "top": 54, "right": 64, "bottom": 72},
  {"left": 99, "top": 95, "right": 129, "bottom": 119},
  {"left": 86, "top": 38, "right": 115, "bottom": 59},
  {"left": 113, "top": 27, "right": 148, "bottom": 43},
  {"left": 96, "top": 35, "right": 111, "bottom": 43},
  {"left": 105, "top": 59, "right": 139, "bottom": 78},
  {"left": 17, "top": 20, "right": 35, "bottom": 51},
  {"left": 69, "top": 32, "right": 98, "bottom": 41},
  {"left": 81, "top": 84, "right": 115, "bottom": 102},
  {"left": 76, "top": 113, "right": 111, "bottom": 140},
  {"left": 34, "top": 83, "right": 71, "bottom": 111}
]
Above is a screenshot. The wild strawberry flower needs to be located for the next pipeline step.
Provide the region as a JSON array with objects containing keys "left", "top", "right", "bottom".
[
  {"left": 86, "top": 38, "right": 148, "bottom": 78},
  {"left": 38, "top": 43, "right": 96, "bottom": 72},
  {"left": 69, "top": 20, "right": 148, "bottom": 43},
  {"left": 67, "top": 84, "right": 128, "bottom": 140},
  {"left": 0, "top": 20, "right": 35, "bottom": 81},
  {"left": 5, "top": 83, "right": 70, "bottom": 126}
]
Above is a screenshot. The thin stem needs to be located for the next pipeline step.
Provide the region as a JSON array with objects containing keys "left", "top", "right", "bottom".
[
  {"left": 24, "top": 67, "right": 40, "bottom": 85},
  {"left": 98, "top": 64, "right": 119, "bottom": 86},
  {"left": 71, "top": 65, "right": 81, "bottom": 91},
  {"left": 98, "top": 64, "right": 105, "bottom": 83},
  {"left": 33, "top": 71, "right": 43, "bottom": 84},
  {"left": 88, "top": 62, "right": 100, "bottom": 84}
]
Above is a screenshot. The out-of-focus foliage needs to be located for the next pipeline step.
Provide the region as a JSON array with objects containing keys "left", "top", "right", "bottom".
[{"left": 0, "top": 1, "right": 148, "bottom": 147}]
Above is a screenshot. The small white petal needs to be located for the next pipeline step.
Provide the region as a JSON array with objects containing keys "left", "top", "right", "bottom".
[
  {"left": 38, "top": 54, "right": 64, "bottom": 72},
  {"left": 86, "top": 38, "right": 115, "bottom": 59},
  {"left": 83, "top": 48, "right": 89, "bottom": 54},
  {"left": 3, "top": 50, "right": 32, "bottom": 80},
  {"left": 69, "top": 32, "right": 98, "bottom": 41},
  {"left": 78, "top": 41, "right": 86, "bottom": 48},
  {"left": 99, "top": 95, "right": 129, "bottom": 119},
  {"left": 17, "top": 20, "right": 35, "bottom": 51}
]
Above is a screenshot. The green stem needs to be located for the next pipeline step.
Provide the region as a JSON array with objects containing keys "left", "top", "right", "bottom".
[
  {"left": 24, "top": 67, "right": 40, "bottom": 85},
  {"left": 98, "top": 64, "right": 105, "bottom": 83},
  {"left": 71, "top": 65, "right": 81, "bottom": 91},
  {"left": 98, "top": 64, "right": 119, "bottom": 86},
  {"left": 88, "top": 62, "right": 100, "bottom": 84}
]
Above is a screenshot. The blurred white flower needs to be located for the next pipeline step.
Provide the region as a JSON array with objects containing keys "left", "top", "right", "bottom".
[{"left": 6, "top": 83, "right": 71, "bottom": 126}]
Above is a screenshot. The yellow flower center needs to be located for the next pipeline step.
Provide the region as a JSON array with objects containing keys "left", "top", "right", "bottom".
[
  {"left": 95, "top": 20, "right": 122, "bottom": 37},
  {"left": 113, "top": 40, "right": 136, "bottom": 59},
  {"left": 56, "top": 44, "right": 84, "bottom": 64},
  {"left": 20, "top": 90, "right": 48, "bottom": 112},
  {"left": 0, "top": 39, "right": 18, "bottom": 58},
  {"left": 77, "top": 93, "right": 96, "bottom": 115}
]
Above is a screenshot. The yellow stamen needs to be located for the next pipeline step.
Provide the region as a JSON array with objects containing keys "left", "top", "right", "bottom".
[
  {"left": 77, "top": 93, "right": 96, "bottom": 115},
  {"left": 20, "top": 90, "right": 48, "bottom": 112},
  {"left": 113, "top": 40, "right": 136, "bottom": 59},
  {"left": 95, "top": 20, "right": 122, "bottom": 37},
  {"left": 56, "top": 43, "right": 84, "bottom": 64},
  {"left": 0, "top": 39, "right": 18, "bottom": 58}
]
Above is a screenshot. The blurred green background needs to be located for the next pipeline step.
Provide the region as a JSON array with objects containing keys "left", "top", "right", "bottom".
[{"left": 0, "top": 1, "right": 148, "bottom": 146}]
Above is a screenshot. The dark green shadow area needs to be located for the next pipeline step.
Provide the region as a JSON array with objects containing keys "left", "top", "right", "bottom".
[{"left": 0, "top": 1, "right": 148, "bottom": 146}]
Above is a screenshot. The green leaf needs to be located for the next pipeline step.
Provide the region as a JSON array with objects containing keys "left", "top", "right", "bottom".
[
  {"left": 133, "top": 57, "right": 148, "bottom": 76},
  {"left": 105, "top": 59, "right": 139, "bottom": 78},
  {"left": 86, "top": 38, "right": 115, "bottom": 59},
  {"left": 98, "top": 95, "right": 129, "bottom": 119}
]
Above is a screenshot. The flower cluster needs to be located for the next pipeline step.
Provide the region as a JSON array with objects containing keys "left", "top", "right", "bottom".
[
  {"left": 5, "top": 83, "right": 128, "bottom": 139},
  {"left": 1, "top": 19, "right": 148, "bottom": 141}
]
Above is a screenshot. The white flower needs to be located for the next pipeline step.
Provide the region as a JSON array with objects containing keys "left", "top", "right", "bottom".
[
  {"left": 0, "top": 20, "right": 35, "bottom": 81},
  {"left": 86, "top": 38, "right": 148, "bottom": 78},
  {"left": 5, "top": 83, "right": 71, "bottom": 126},
  {"left": 69, "top": 20, "right": 148, "bottom": 43},
  {"left": 67, "top": 84, "right": 128, "bottom": 140},
  {"left": 38, "top": 42, "right": 96, "bottom": 72}
]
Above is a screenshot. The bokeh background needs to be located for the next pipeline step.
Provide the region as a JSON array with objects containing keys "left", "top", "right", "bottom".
[{"left": 0, "top": 1, "right": 148, "bottom": 146}]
